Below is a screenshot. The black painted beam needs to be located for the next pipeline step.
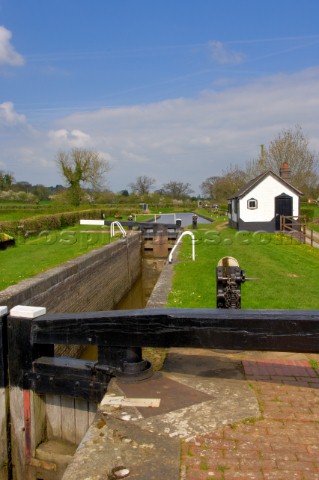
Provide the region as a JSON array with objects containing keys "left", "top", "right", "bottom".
[
  {"left": 31, "top": 308, "right": 319, "bottom": 353},
  {"left": 31, "top": 356, "right": 109, "bottom": 402},
  {"left": 7, "top": 315, "right": 54, "bottom": 389},
  {"left": 104, "top": 221, "right": 178, "bottom": 228},
  {"left": 0, "top": 314, "right": 7, "bottom": 389}
]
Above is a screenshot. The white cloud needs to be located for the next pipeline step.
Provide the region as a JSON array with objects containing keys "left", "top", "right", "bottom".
[
  {"left": 209, "top": 41, "right": 246, "bottom": 65},
  {"left": 0, "top": 26, "right": 25, "bottom": 66},
  {"left": 1, "top": 67, "right": 319, "bottom": 191},
  {"left": 56, "top": 67, "right": 319, "bottom": 191},
  {"left": 0, "top": 102, "right": 26, "bottom": 126},
  {"left": 48, "top": 128, "right": 91, "bottom": 147}
]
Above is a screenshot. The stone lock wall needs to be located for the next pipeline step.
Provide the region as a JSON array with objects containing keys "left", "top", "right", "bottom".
[{"left": 0, "top": 232, "right": 142, "bottom": 314}]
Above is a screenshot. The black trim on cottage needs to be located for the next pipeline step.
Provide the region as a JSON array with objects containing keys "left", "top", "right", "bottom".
[{"left": 228, "top": 169, "right": 303, "bottom": 232}]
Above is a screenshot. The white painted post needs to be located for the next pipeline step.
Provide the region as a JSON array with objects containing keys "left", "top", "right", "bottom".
[
  {"left": 79, "top": 219, "right": 105, "bottom": 226},
  {"left": 0, "top": 306, "right": 8, "bottom": 480}
]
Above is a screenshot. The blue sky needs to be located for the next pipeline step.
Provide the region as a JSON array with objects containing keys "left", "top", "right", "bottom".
[{"left": 1, "top": 0, "right": 319, "bottom": 194}]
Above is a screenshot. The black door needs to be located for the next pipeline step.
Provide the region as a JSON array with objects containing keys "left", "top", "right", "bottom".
[{"left": 275, "top": 193, "right": 293, "bottom": 230}]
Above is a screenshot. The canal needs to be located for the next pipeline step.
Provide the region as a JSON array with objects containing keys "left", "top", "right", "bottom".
[{"left": 81, "top": 212, "right": 212, "bottom": 360}]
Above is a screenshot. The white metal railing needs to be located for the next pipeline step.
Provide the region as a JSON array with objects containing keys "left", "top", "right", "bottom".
[
  {"left": 110, "top": 221, "right": 126, "bottom": 238},
  {"left": 168, "top": 231, "right": 195, "bottom": 263}
]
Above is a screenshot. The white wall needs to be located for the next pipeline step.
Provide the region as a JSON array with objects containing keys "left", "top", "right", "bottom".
[{"left": 239, "top": 175, "right": 299, "bottom": 223}]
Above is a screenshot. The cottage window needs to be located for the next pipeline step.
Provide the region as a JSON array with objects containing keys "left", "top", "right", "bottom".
[{"left": 247, "top": 198, "right": 258, "bottom": 209}]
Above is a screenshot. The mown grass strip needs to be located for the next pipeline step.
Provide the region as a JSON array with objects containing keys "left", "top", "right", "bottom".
[
  {"left": 0, "top": 229, "right": 113, "bottom": 291},
  {"left": 167, "top": 226, "right": 319, "bottom": 310}
]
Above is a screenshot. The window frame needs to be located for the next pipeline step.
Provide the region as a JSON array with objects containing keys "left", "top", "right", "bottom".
[{"left": 247, "top": 198, "right": 258, "bottom": 210}]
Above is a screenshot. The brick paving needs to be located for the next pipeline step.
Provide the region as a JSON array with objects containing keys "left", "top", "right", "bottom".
[{"left": 180, "top": 358, "right": 319, "bottom": 480}]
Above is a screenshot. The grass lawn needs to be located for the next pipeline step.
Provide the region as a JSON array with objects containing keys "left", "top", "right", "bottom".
[
  {"left": 0, "top": 209, "right": 48, "bottom": 221},
  {"left": 0, "top": 228, "right": 113, "bottom": 291},
  {"left": 0, "top": 203, "right": 100, "bottom": 221},
  {"left": 0, "top": 213, "right": 157, "bottom": 291},
  {"left": 168, "top": 223, "right": 319, "bottom": 310}
]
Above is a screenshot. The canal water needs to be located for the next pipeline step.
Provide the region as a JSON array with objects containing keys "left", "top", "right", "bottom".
[
  {"left": 116, "top": 212, "right": 212, "bottom": 309},
  {"left": 115, "top": 257, "right": 165, "bottom": 310},
  {"left": 81, "top": 213, "right": 211, "bottom": 360},
  {"left": 80, "top": 258, "right": 163, "bottom": 360},
  {"left": 155, "top": 212, "right": 212, "bottom": 227}
]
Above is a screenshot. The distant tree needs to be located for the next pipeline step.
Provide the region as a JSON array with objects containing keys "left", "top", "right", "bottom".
[
  {"left": 119, "top": 189, "right": 129, "bottom": 197},
  {"left": 246, "top": 126, "right": 319, "bottom": 196},
  {"left": 161, "top": 181, "right": 193, "bottom": 199},
  {"left": 0, "top": 170, "right": 15, "bottom": 190},
  {"left": 32, "top": 184, "right": 50, "bottom": 201},
  {"left": 200, "top": 166, "right": 246, "bottom": 203},
  {"left": 13, "top": 181, "right": 32, "bottom": 193},
  {"left": 56, "top": 148, "right": 111, "bottom": 206},
  {"left": 91, "top": 190, "right": 115, "bottom": 204},
  {"left": 128, "top": 175, "right": 156, "bottom": 195},
  {"left": 200, "top": 176, "right": 221, "bottom": 200}
]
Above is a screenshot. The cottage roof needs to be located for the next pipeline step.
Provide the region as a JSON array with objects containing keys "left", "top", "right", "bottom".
[{"left": 229, "top": 170, "right": 303, "bottom": 200}]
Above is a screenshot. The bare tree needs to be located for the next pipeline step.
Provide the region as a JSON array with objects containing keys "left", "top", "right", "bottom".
[
  {"left": 56, "top": 148, "right": 110, "bottom": 205},
  {"left": 128, "top": 175, "right": 156, "bottom": 195},
  {"left": 246, "top": 126, "right": 319, "bottom": 195},
  {"left": 161, "top": 181, "right": 193, "bottom": 199},
  {"left": 200, "top": 176, "right": 221, "bottom": 200},
  {"left": 200, "top": 166, "right": 246, "bottom": 203},
  {"left": 0, "top": 170, "right": 15, "bottom": 190}
]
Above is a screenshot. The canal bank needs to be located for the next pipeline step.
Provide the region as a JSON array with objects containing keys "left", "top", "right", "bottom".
[
  {"left": 60, "top": 259, "right": 262, "bottom": 480},
  {"left": 1, "top": 218, "right": 182, "bottom": 480},
  {"left": 2, "top": 213, "right": 211, "bottom": 480}
]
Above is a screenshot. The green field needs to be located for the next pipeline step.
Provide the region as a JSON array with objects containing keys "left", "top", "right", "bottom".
[
  {"left": 0, "top": 227, "right": 114, "bottom": 291},
  {"left": 0, "top": 203, "right": 103, "bottom": 221},
  {"left": 1, "top": 202, "right": 319, "bottom": 311},
  {"left": 0, "top": 203, "right": 154, "bottom": 291},
  {"left": 168, "top": 225, "right": 319, "bottom": 310}
]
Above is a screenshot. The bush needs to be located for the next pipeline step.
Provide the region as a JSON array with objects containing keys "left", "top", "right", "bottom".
[
  {"left": 0, "top": 207, "right": 142, "bottom": 237},
  {"left": 0, "top": 209, "right": 105, "bottom": 237},
  {"left": 300, "top": 207, "right": 315, "bottom": 223},
  {"left": 0, "top": 190, "right": 38, "bottom": 204}
]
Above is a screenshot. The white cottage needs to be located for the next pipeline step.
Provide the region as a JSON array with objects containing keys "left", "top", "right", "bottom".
[{"left": 228, "top": 163, "right": 303, "bottom": 232}]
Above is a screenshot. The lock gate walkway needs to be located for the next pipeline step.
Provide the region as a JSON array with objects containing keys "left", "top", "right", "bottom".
[
  {"left": 62, "top": 259, "right": 319, "bottom": 480},
  {"left": 63, "top": 348, "right": 319, "bottom": 480}
]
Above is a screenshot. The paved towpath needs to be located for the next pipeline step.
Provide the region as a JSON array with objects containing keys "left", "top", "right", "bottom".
[
  {"left": 62, "top": 348, "right": 319, "bottom": 480},
  {"left": 305, "top": 228, "right": 319, "bottom": 248},
  {"left": 180, "top": 351, "right": 319, "bottom": 480}
]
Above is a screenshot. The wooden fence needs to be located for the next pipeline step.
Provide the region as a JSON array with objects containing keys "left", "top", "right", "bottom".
[{"left": 280, "top": 215, "right": 319, "bottom": 246}]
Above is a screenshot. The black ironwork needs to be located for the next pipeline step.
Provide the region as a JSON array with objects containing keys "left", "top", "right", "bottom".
[
  {"left": 216, "top": 256, "right": 246, "bottom": 309},
  {"left": 192, "top": 214, "right": 198, "bottom": 229},
  {"left": 31, "top": 357, "right": 107, "bottom": 402}
]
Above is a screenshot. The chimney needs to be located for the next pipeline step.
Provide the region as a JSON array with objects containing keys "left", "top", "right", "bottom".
[{"left": 279, "top": 162, "right": 291, "bottom": 181}]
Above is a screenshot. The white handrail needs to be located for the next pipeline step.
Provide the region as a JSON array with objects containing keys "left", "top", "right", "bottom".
[
  {"left": 168, "top": 231, "right": 195, "bottom": 263},
  {"left": 110, "top": 221, "right": 126, "bottom": 238}
]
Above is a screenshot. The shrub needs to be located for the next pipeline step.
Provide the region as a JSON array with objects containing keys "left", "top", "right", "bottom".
[
  {"left": 0, "top": 209, "right": 105, "bottom": 236},
  {"left": 300, "top": 207, "right": 315, "bottom": 223}
]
